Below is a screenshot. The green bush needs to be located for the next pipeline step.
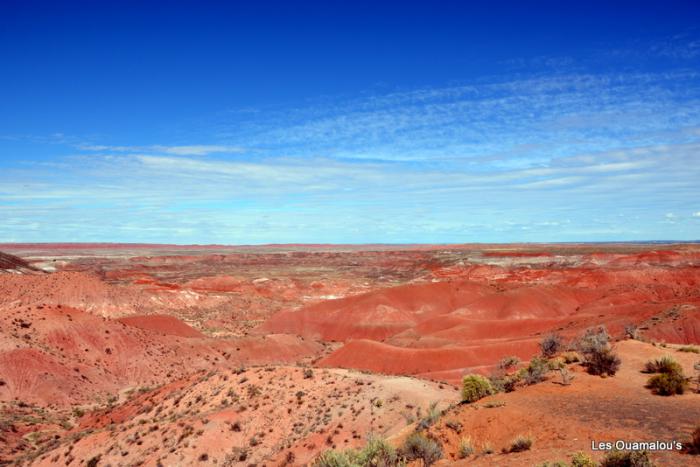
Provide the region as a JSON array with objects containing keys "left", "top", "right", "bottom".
[
  {"left": 570, "top": 451, "right": 596, "bottom": 466},
  {"left": 647, "top": 371, "right": 687, "bottom": 395},
  {"left": 644, "top": 356, "right": 687, "bottom": 395},
  {"left": 400, "top": 433, "right": 442, "bottom": 466},
  {"left": 600, "top": 450, "right": 655, "bottom": 466},
  {"left": 313, "top": 450, "right": 356, "bottom": 467},
  {"left": 457, "top": 437, "right": 473, "bottom": 459},
  {"left": 489, "top": 372, "right": 520, "bottom": 393},
  {"left": 416, "top": 401, "right": 441, "bottom": 431},
  {"left": 520, "top": 357, "right": 550, "bottom": 385},
  {"left": 643, "top": 356, "right": 681, "bottom": 374},
  {"left": 506, "top": 435, "right": 532, "bottom": 453},
  {"left": 313, "top": 437, "right": 399, "bottom": 467},
  {"left": 461, "top": 375, "right": 493, "bottom": 403},
  {"left": 356, "top": 437, "right": 399, "bottom": 466},
  {"left": 498, "top": 355, "right": 521, "bottom": 370}
]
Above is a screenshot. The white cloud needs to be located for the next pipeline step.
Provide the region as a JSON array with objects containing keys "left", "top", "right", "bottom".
[
  {"left": 78, "top": 144, "right": 244, "bottom": 156},
  {"left": 3, "top": 64, "right": 700, "bottom": 243}
]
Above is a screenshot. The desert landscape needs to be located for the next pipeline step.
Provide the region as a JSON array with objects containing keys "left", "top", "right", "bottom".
[
  {"left": 3, "top": 4, "right": 700, "bottom": 466},
  {"left": 0, "top": 242, "right": 698, "bottom": 466}
]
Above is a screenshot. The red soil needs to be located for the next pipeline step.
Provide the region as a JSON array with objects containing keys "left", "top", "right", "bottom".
[
  {"left": 317, "top": 339, "right": 540, "bottom": 384},
  {"left": 117, "top": 314, "right": 205, "bottom": 338},
  {"left": 410, "top": 340, "right": 700, "bottom": 466},
  {"left": 0, "top": 303, "right": 321, "bottom": 406},
  {"left": 0, "top": 271, "right": 151, "bottom": 317},
  {"left": 260, "top": 280, "right": 493, "bottom": 341},
  {"left": 482, "top": 251, "right": 554, "bottom": 257},
  {"left": 261, "top": 248, "right": 700, "bottom": 384}
]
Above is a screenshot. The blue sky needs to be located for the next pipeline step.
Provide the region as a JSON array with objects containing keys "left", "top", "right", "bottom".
[{"left": 1, "top": 1, "right": 700, "bottom": 244}]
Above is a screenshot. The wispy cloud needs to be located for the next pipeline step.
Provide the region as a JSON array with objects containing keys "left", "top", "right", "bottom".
[
  {"left": 2, "top": 51, "right": 700, "bottom": 242},
  {"left": 77, "top": 144, "right": 244, "bottom": 156}
]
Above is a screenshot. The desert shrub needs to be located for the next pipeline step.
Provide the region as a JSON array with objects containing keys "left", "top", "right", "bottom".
[
  {"left": 356, "top": 437, "right": 399, "bottom": 466},
  {"left": 400, "top": 433, "right": 442, "bottom": 466},
  {"left": 538, "top": 462, "right": 568, "bottom": 467},
  {"left": 488, "top": 373, "right": 520, "bottom": 393},
  {"left": 498, "top": 355, "right": 520, "bottom": 370},
  {"left": 461, "top": 375, "right": 493, "bottom": 403},
  {"left": 548, "top": 357, "right": 566, "bottom": 370},
  {"left": 585, "top": 347, "right": 621, "bottom": 376},
  {"left": 562, "top": 351, "right": 581, "bottom": 364},
  {"left": 540, "top": 333, "right": 564, "bottom": 358},
  {"left": 314, "top": 437, "right": 399, "bottom": 467},
  {"left": 457, "top": 437, "right": 474, "bottom": 458},
  {"left": 313, "top": 450, "right": 355, "bottom": 467},
  {"left": 571, "top": 451, "right": 597, "bottom": 466},
  {"left": 558, "top": 366, "right": 574, "bottom": 385},
  {"left": 506, "top": 435, "right": 532, "bottom": 453},
  {"left": 520, "top": 357, "right": 550, "bottom": 385},
  {"left": 643, "top": 356, "right": 681, "bottom": 374},
  {"left": 481, "top": 442, "right": 494, "bottom": 454},
  {"left": 624, "top": 323, "right": 640, "bottom": 340},
  {"left": 416, "top": 401, "right": 441, "bottom": 431},
  {"left": 503, "top": 373, "right": 521, "bottom": 391},
  {"left": 576, "top": 327, "right": 620, "bottom": 376},
  {"left": 647, "top": 371, "right": 687, "bottom": 395},
  {"left": 600, "top": 449, "right": 655, "bottom": 466},
  {"left": 445, "top": 420, "right": 462, "bottom": 433},
  {"left": 577, "top": 326, "right": 610, "bottom": 354},
  {"left": 686, "top": 425, "right": 700, "bottom": 454},
  {"left": 491, "top": 355, "right": 523, "bottom": 392},
  {"left": 644, "top": 356, "right": 687, "bottom": 395},
  {"left": 677, "top": 346, "right": 699, "bottom": 354},
  {"left": 483, "top": 400, "right": 506, "bottom": 408},
  {"left": 304, "top": 368, "right": 314, "bottom": 379}
]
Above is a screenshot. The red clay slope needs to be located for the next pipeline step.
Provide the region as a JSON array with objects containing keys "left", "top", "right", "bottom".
[
  {"left": 0, "top": 304, "right": 321, "bottom": 406},
  {"left": 264, "top": 250, "right": 700, "bottom": 385},
  {"left": 118, "top": 314, "right": 205, "bottom": 338},
  {"left": 0, "top": 271, "right": 152, "bottom": 317},
  {"left": 259, "top": 280, "right": 493, "bottom": 341}
]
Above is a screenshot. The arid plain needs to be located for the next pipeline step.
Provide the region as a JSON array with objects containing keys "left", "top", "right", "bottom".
[{"left": 0, "top": 243, "right": 698, "bottom": 466}]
